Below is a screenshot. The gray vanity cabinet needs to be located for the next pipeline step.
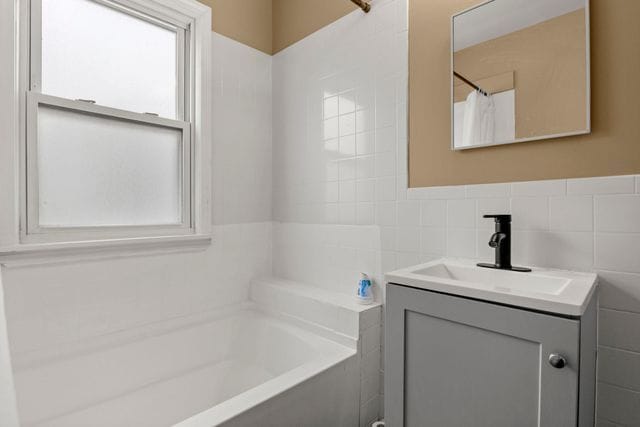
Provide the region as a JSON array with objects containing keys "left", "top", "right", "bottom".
[{"left": 385, "top": 284, "right": 596, "bottom": 427}]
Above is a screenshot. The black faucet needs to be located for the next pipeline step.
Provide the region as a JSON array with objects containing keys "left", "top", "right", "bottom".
[{"left": 477, "top": 214, "right": 531, "bottom": 272}]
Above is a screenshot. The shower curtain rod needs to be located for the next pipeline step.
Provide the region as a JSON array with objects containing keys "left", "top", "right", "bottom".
[
  {"left": 453, "top": 71, "right": 489, "bottom": 96},
  {"left": 350, "top": 0, "right": 371, "bottom": 13}
]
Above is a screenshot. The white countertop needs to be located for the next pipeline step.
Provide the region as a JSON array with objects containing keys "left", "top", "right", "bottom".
[{"left": 385, "top": 258, "right": 597, "bottom": 316}]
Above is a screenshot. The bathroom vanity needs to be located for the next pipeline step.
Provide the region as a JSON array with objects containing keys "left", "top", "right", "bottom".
[{"left": 384, "top": 259, "right": 597, "bottom": 427}]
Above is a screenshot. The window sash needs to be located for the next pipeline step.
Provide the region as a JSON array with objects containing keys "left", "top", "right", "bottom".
[
  {"left": 24, "top": 92, "right": 193, "bottom": 243},
  {"left": 29, "top": 0, "right": 189, "bottom": 121}
]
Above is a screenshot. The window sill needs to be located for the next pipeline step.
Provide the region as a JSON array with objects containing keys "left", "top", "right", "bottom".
[{"left": 0, "top": 234, "right": 211, "bottom": 267}]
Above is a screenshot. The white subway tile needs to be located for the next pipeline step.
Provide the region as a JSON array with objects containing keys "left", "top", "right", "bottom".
[
  {"left": 361, "top": 325, "right": 381, "bottom": 355},
  {"left": 421, "top": 200, "right": 447, "bottom": 227},
  {"left": 598, "top": 270, "right": 640, "bottom": 313},
  {"left": 512, "top": 179, "right": 566, "bottom": 196},
  {"left": 356, "top": 131, "right": 374, "bottom": 155},
  {"left": 420, "top": 227, "right": 446, "bottom": 255},
  {"left": 355, "top": 86, "right": 374, "bottom": 112},
  {"left": 446, "top": 228, "right": 476, "bottom": 258},
  {"left": 375, "top": 126, "right": 396, "bottom": 153},
  {"left": 339, "top": 202, "right": 356, "bottom": 224},
  {"left": 599, "top": 309, "right": 640, "bottom": 354},
  {"left": 375, "top": 98, "right": 396, "bottom": 129},
  {"left": 356, "top": 155, "right": 375, "bottom": 179},
  {"left": 355, "top": 109, "right": 374, "bottom": 133},
  {"left": 465, "top": 183, "right": 511, "bottom": 198},
  {"left": 595, "top": 419, "right": 621, "bottom": 427},
  {"left": 396, "top": 138, "right": 408, "bottom": 176},
  {"left": 356, "top": 179, "right": 376, "bottom": 202},
  {"left": 417, "top": 185, "right": 466, "bottom": 200},
  {"left": 323, "top": 117, "right": 339, "bottom": 140},
  {"left": 447, "top": 199, "right": 476, "bottom": 228},
  {"left": 396, "top": 174, "right": 408, "bottom": 200},
  {"left": 375, "top": 176, "right": 396, "bottom": 201},
  {"left": 375, "top": 201, "right": 397, "bottom": 226},
  {"left": 360, "top": 395, "right": 381, "bottom": 427},
  {"left": 568, "top": 175, "right": 636, "bottom": 195},
  {"left": 339, "top": 112, "right": 356, "bottom": 136},
  {"left": 360, "top": 369, "right": 381, "bottom": 405},
  {"left": 597, "top": 383, "right": 640, "bottom": 427},
  {"left": 375, "top": 151, "right": 396, "bottom": 177},
  {"left": 339, "top": 180, "right": 356, "bottom": 202},
  {"left": 324, "top": 203, "right": 339, "bottom": 223},
  {"left": 512, "top": 231, "right": 593, "bottom": 271},
  {"left": 339, "top": 134, "right": 356, "bottom": 157},
  {"left": 549, "top": 196, "right": 593, "bottom": 232},
  {"left": 406, "top": 187, "right": 430, "bottom": 200},
  {"left": 339, "top": 91, "right": 355, "bottom": 115},
  {"left": 380, "top": 226, "right": 396, "bottom": 251},
  {"left": 598, "top": 347, "right": 640, "bottom": 393},
  {"left": 396, "top": 251, "right": 422, "bottom": 269},
  {"left": 595, "top": 195, "right": 640, "bottom": 232},
  {"left": 380, "top": 250, "right": 397, "bottom": 274},
  {"left": 326, "top": 161, "right": 339, "bottom": 182},
  {"left": 338, "top": 158, "right": 356, "bottom": 180},
  {"left": 325, "top": 182, "right": 339, "bottom": 203},
  {"left": 357, "top": 202, "right": 375, "bottom": 225},
  {"left": 511, "top": 197, "right": 549, "bottom": 230},
  {"left": 596, "top": 233, "right": 640, "bottom": 273},
  {"left": 324, "top": 95, "right": 339, "bottom": 118},
  {"left": 396, "top": 200, "right": 420, "bottom": 226},
  {"left": 396, "top": 227, "right": 420, "bottom": 252}
]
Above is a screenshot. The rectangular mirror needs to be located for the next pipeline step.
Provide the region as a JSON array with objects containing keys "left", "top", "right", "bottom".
[{"left": 451, "top": 0, "right": 590, "bottom": 150}]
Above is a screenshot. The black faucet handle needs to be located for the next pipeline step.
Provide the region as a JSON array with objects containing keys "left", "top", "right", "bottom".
[{"left": 483, "top": 214, "right": 511, "bottom": 223}]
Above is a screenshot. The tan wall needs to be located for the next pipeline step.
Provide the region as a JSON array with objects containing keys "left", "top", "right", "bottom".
[
  {"left": 410, "top": 0, "right": 640, "bottom": 187},
  {"left": 197, "top": 0, "right": 273, "bottom": 54},
  {"left": 272, "top": 0, "right": 358, "bottom": 53},
  {"left": 195, "top": 0, "right": 357, "bottom": 55},
  {"left": 454, "top": 9, "right": 587, "bottom": 139}
]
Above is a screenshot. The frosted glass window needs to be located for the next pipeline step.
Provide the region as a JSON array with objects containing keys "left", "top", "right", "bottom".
[
  {"left": 37, "top": 106, "right": 183, "bottom": 227},
  {"left": 41, "top": 0, "right": 179, "bottom": 118}
]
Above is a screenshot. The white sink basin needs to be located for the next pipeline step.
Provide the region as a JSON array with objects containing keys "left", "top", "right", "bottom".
[{"left": 385, "top": 258, "right": 597, "bottom": 316}]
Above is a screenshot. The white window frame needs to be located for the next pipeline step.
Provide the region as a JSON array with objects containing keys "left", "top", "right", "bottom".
[{"left": 0, "top": 0, "right": 212, "bottom": 265}]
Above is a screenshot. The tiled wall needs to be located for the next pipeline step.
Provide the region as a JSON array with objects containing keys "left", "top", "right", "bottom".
[
  {"left": 212, "top": 33, "right": 272, "bottom": 225},
  {"left": 2, "top": 33, "right": 274, "bottom": 361},
  {"left": 271, "top": 0, "right": 640, "bottom": 424}
]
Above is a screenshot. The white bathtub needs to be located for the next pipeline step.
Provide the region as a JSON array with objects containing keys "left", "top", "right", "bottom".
[{"left": 12, "top": 305, "right": 359, "bottom": 426}]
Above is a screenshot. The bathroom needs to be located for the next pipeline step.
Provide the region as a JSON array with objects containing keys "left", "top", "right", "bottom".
[{"left": 0, "top": 0, "right": 638, "bottom": 425}]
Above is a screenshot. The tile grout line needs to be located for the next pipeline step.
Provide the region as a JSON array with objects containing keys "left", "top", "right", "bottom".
[
  {"left": 599, "top": 307, "right": 640, "bottom": 316},
  {"left": 598, "top": 344, "right": 640, "bottom": 356}
]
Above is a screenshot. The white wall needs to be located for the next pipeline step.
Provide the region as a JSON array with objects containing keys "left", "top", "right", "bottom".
[
  {"left": 271, "top": 0, "right": 640, "bottom": 424},
  {"left": 1, "top": 33, "right": 274, "bottom": 422}
]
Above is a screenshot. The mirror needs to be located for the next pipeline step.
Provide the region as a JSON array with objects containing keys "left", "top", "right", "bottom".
[{"left": 451, "top": 0, "right": 590, "bottom": 150}]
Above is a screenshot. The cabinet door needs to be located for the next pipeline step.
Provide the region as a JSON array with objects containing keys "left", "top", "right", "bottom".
[{"left": 385, "top": 284, "right": 580, "bottom": 427}]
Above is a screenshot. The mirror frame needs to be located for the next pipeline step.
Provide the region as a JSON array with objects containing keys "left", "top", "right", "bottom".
[{"left": 450, "top": 0, "right": 591, "bottom": 151}]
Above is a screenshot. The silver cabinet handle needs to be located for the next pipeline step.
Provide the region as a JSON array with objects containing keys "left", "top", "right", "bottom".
[{"left": 549, "top": 353, "right": 567, "bottom": 369}]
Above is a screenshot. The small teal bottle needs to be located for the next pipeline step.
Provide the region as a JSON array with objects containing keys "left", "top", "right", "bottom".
[{"left": 356, "top": 272, "right": 373, "bottom": 305}]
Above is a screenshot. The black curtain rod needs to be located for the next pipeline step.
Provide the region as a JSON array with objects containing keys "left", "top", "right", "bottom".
[
  {"left": 453, "top": 71, "right": 489, "bottom": 96},
  {"left": 350, "top": 0, "right": 370, "bottom": 13}
]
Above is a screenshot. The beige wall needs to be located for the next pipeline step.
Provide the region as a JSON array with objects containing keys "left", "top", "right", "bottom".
[
  {"left": 410, "top": 0, "right": 640, "bottom": 187},
  {"left": 272, "top": 0, "right": 358, "bottom": 53},
  {"left": 197, "top": 0, "right": 273, "bottom": 54},
  {"left": 195, "top": 0, "right": 357, "bottom": 55},
  {"left": 454, "top": 9, "right": 587, "bottom": 139}
]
